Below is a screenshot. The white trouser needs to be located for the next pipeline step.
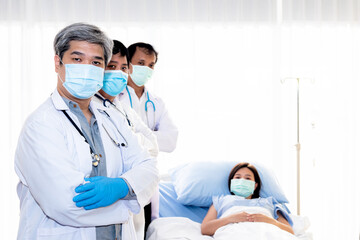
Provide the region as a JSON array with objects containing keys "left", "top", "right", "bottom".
[
  {"left": 133, "top": 186, "right": 160, "bottom": 239},
  {"left": 133, "top": 208, "right": 145, "bottom": 240}
]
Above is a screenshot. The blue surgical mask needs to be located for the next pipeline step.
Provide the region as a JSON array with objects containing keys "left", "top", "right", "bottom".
[
  {"left": 59, "top": 64, "right": 104, "bottom": 99},
  {"left": 230, "top": 179, "right": 256, "bottom": 198},
  {"left": 130, "top": 64, "right": 153, "bottom": 86},
  {"left": 102, "top": 70, "right": 128, "bottom": 96}
]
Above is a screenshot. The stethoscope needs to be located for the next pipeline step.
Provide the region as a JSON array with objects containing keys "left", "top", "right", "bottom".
[
  {"left": 126, "top": 86, "right": 156, "bottom": 130},
  {"left": 61, "top": 106, "right": 129, "bottom": 167},
  {"left": 99, "top": 110, "right": 129, "bottom": 149},
  {"left": 94, "top": 93, "right": 133, "bottom": 128}
]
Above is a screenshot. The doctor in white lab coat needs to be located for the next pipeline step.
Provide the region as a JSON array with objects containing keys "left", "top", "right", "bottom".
[
  {"left": 94, "top": 40, "right": 159, "bottom": 158},
  {"left": 118, "top": 42, "right": 178, "bottom": 153},
  {"left": 117, "top": 42, "right": 178, "bottom": 239},
  {"left": 14, "top": 23, "right": 158, "bottom": 240}
]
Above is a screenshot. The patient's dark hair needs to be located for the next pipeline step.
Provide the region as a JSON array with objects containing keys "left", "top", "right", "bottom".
[{"left": 227, "top": 162, "right": 261, "bottom": 199}]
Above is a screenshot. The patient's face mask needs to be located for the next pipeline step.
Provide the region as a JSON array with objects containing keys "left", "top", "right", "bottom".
[
  {"left": 102, "top": 70, "right": 128, "bottom": 96},
  {"left": 58, "top": 62, "right": 104, "bottom": 99},
  {"left": 230, "top": 179, "right": 256, "bottom": 198},
  {"left": 130, "top": 64, "right": 153, "bottom": 86}
]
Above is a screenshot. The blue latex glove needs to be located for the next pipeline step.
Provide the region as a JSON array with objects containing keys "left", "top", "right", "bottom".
[{"left": 73, "top": 176, "right": 129, "bottom": 210}]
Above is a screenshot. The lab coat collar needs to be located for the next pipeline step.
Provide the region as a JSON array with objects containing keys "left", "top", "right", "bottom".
[
  {"left": 112, "top": 97, "right": 122, "bottom": 107},
  {"left": 91, "top": 93, "right": 112, "bottom": 112},
  {"left": 121, "top": 85, "right": 157, "bottom": 100},
  {"left": 51, "top": 88, "right": 69, "bottom": 111},
  {"left": 51, "top": 89, "right": 108, "bottom": 112},
  {"left": 119, "top": 85, "right": 135, "bottom": 97},
  {"left": 143, "top": 86, "right": 158, "bottom": 100},
  {"left": 90, "top": 99, "right": 108, "bottom": 112}
]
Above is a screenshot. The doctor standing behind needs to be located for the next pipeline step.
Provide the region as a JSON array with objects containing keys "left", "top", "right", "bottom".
[
  {"left": 118, "top": 42, "right": 178, "bottom": 239},
  {"left": 118, "top": 42, "right": 178, "bottom": 153},
  {"left": 94, "top": 40, "right": 159, "bottom": 158},
  {"left": 14, "top": 23, "right": 158, "bottom": 240}
]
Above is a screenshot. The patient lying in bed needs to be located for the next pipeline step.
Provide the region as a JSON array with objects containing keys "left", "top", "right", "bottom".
[
  {"left": 146, "top": 161, "right": 311, "bottom": 240},
  {"left": 201, "top": 162, "right": 294, "bottom": 236}
]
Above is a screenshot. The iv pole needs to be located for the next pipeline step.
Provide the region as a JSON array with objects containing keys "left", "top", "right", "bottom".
[
  {"left": 281, "top": 77, "right": 301, "bottom": 215},
  {"left": 295, "top": 78, "right": 301, "bottom": 216}
]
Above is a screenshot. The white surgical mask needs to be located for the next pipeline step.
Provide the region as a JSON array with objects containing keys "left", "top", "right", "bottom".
[
  {"left": 130, "top": 64, "right": 153, "bottom": 86},
  {"left": 59, "top": 63, "right": 104, "bottom": 99}
]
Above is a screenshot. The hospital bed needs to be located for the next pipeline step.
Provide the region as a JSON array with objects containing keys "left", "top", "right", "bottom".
[{"left": 146, "top": 161, "right": 312, "bottom": 240}]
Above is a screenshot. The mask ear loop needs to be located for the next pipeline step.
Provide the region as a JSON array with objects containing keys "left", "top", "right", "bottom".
[
  {"left": 129, "top": 63, "right": 133, "bottom": 76},
  {"left": 58, "top": 73, "right": 65, "bottom": 84},
  {"left": 57, "top": 56, "right": 65, "bottom": 84}
]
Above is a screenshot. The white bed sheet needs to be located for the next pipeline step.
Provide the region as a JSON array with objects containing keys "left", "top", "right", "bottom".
[{"left": 146, "top": 215, "right": 312, "bottom": 240}]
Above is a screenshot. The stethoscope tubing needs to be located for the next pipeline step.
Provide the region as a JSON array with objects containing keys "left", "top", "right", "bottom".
[
  {"left": 126, "top": 86, "right": 156, "bottom": 130},
  {"left": 94, "top": 94, "right": 133, "bottom": 127}
]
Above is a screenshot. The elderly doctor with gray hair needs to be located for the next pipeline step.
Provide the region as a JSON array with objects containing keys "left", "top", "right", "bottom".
[{"left": 14, "top": 23, "right": 159, "bottom": 240}]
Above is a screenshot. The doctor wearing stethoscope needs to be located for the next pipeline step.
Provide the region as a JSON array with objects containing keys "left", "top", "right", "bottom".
[
  {"left": 14, "top": 23, "right": 159, "bottom": 240},
  {"left": 118, "top": 42, "right": 179, "bottom": 239},
  {"left": 94, "top": 40, "right": 159, "bottom": 158},
  {"left": 118, "top": 42, "right": 178, "bottom": 153}
]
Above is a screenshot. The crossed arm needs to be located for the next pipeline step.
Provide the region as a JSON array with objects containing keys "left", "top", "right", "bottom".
[{"left": 201, "top": 205, "right": 294, "bottom": 236}]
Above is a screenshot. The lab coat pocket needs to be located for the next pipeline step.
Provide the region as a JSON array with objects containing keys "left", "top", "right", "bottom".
[
  {"left": 37, "top": 226, "right": 81, "bottom": 240},
  {"left": 75, "top": 138, "right": 93, "bottom": 175}
]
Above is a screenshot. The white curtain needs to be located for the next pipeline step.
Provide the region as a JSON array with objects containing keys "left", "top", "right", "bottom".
[{"left": 1, "top": 0, "right": 359, "bottom": 239}]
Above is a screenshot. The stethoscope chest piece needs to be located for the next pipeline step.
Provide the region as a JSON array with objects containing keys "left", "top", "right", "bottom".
[
  {"left": 92, "top": 153, "right": 100, "bottom": 167},
  {"left": 61, "top": 110, "right": 102, "bottom": 168},
  {"left": 102, "top": 123, "right": 129, "bottom": 148}
]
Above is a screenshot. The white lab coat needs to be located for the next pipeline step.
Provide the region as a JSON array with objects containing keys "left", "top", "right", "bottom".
[
  {"left": 115, "top": 98, "right": 160, "bottom": 158},
  {"left": 118, "top": 86, "right": 178, "bottom": 153},
  {"left": 14, "top": 89, "right": 159, "bottom": 240},
  {"left": 92, "top": 95, "right": 159, "bottom": 158}
]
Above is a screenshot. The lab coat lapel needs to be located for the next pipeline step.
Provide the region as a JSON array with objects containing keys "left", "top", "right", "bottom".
[
  {"left": 50, "top": 89, "right": 83, "bottom": 128},
  {"left": 51, "top": 88, "right": 69, "bottom": 111}
]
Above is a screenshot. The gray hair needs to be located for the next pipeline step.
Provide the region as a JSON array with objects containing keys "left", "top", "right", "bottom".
[{"left": 54, "top": 23, "right": 113, "bottom": 65}]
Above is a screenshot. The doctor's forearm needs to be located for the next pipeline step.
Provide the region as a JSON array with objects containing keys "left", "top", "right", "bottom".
[
  {"left": 120, "top": 158, "right": 159, "bottom": 207},
  {"left": 153, "top": 130, "right": 178, "bottom": 152},
  {"left": 121, "top": 178, "right": 137, "bottom": 200}
]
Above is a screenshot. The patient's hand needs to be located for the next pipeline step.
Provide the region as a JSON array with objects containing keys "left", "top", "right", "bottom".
[
  {"left": 227, "top": 212, "right": 249, "bottom": 223},
  {"left": 246, "top": 213, "right": 276, "bottom": 225}
]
